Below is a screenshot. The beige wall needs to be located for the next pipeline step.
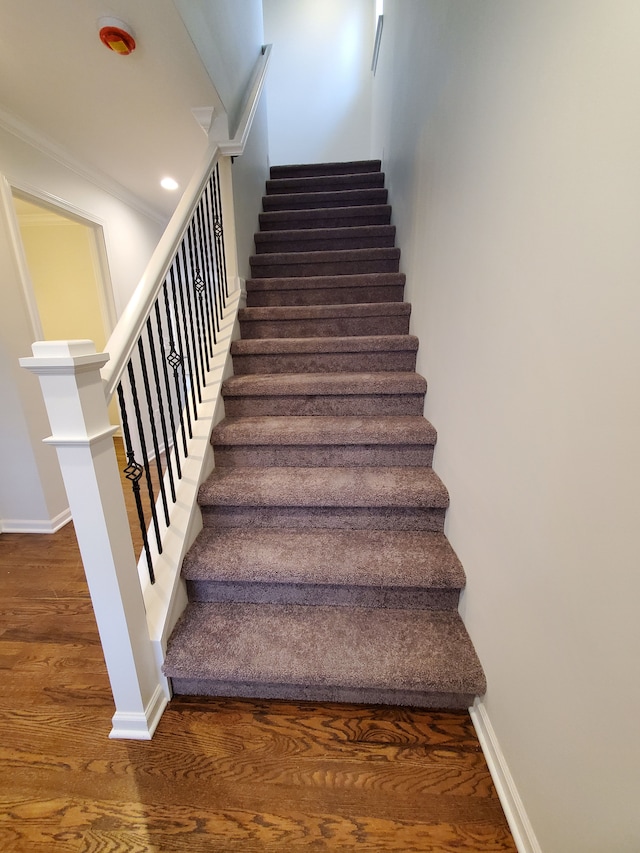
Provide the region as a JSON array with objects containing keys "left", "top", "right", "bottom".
[{"left": 373, "top": 2, "right": 640, "bottom": 851}]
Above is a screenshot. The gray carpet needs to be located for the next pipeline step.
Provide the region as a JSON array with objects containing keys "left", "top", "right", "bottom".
[{"left": 163, "top": 159, "right": 486, "bottom": 708}]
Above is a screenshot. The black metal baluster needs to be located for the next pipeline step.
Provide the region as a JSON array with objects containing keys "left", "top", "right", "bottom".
[
  {"left": 116, "top": 381, "right": 155, "bottom": 583},
  {"left": 201, "top": 180, "right": 220, "bottom": 341},
  {"left": 174, "top": 250, "right": 200, "bottom": 420},
  {"left": 165, "top": 271, "right": 191, "bottom": 452},
  {"left": 209, "top": 175, "right": 225, "bottom": 325},
  {"left": 145, "top": 315, "right": 177, "bottom": 504},
  {"left": 155, "top": 296, "right": 182, "bottom": 479},
  {"left": 194, "top": 201, "right": 215, "bottom": 356},
  {"left": 214, "top": 163, "right": 229, "bottom": 304},
  {"left": 178, "top": 241, "right": 203, "bottom": 408},
  {"left": 187, "top": 219, "right": 210, "bottom": 375},
  {"left": 127, "top": 360, "right": 162, "bottom": 553}
]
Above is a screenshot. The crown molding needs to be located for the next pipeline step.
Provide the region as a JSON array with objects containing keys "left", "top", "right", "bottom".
[{"left": 0, "top": 105, "right": 166, "bottom": 226}]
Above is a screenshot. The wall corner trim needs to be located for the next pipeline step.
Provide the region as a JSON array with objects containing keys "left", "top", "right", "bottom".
[{"left": 469, "top": 699, "right": 543, "bottom": 853}]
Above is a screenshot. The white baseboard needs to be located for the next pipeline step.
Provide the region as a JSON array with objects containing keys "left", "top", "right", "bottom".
[
  {"left": 1, "top": 507, "right": 71, "bottom": 534},
  {"left": 470, "top": 699, "right": 543, "bottom": 853},
  {"left": 109, "top": 684, "right": 169, "bottom": 741}
]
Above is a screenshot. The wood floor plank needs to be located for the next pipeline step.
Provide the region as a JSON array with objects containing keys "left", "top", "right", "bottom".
[{"left": 0, "top": 512, "right": 516, "bottom": 851}]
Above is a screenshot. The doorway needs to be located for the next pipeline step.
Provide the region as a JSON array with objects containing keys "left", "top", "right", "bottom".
[{"left": 10, "top": 189, "right": 119, "bottom": 424}]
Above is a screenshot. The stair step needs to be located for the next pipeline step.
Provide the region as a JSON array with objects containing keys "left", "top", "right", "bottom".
[
  {"left": 239, "top": 301, "right": 410, "bottom": 339},
  {"left": 266, "top": 172, "right": 385, "bottom": 196},
  {"left": 163, "top": 602, "right": 486, "bottom": 708},
  {"left": 198, "top": 466, "right": 448, "bottom": 530},
  {"left": 246, "top": 273, "right": 405, "bottom": 307},
  {"left": 254, "top": 225, "right": 396, "bottom": 255},
  {"left": 182, "top": 529, "right": 463, "bottom": 608},
  {"left": 270, "top": 159, "right": 382, "bottom": 179},
  {"left": 250, "top": 247, "right": 400, "bottom": 279},
  {"left": 231, "top": 334, "right": 418, "bottom": 374},
  {"left": 211, "top": 415, "right": 436, "bottom": 467},
  {"left": 263, "top": 188, "right": 388, "bottom": 212},
  {"left": 259, "top": 205, "right": 392, "bottom": 231},
  {"left": 222, "top": 371, "right": 427, "bottom": 416}
]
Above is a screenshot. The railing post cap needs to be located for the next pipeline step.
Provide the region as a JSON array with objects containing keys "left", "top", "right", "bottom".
[{"left": 31, "top": 340, "right": 97, "bottom": 358}]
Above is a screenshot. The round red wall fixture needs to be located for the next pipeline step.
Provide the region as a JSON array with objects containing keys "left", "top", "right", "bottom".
[{"left": 98, "top": 17, "right": 136, "bottom": 55}]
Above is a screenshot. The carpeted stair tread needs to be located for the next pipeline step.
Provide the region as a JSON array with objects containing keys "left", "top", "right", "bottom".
[
  {"left": 239, "top": 302, "right": 409, "bottom": 322},
  {"left": 211, "top": 416, "right": 436, "bottom": 447},
  {"left": 266, "top": 172, "right": 385, "bottom": 195},
  {"left": 262, "top": 188, "right": 388, "bottom": 211},
  {"left": 246, "top": 272, "right": 406, "bottom": 307},
  {"left": 231, "top": 334, "right": 418, "bottom": 355},
  {"left": 259, "top": 205, "right": 392, "bottom": 231},
  {"left": 183, "top": 528, "right": 464, "bottom": 590},
  {"left": 270, "top": 159, "right": 382, "bottom": 179},
  {"left": 254, "top": 225, "right": 396, "bottom": 254},
  {"left": 249, "top": 247, "right": 400, "bottom": 278},
  {"left": 222, "top": 371, "right": 427, "bottom": 397},
  {"left": 163, "top": 603, "right": 486, "bottom": 703},
  {"left": 198, "top": 466, "right": 449, "bottom": 509}
]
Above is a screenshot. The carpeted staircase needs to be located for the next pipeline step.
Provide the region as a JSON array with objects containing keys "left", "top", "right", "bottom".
[{"left": 163, "top": 159, "right": 486, "bottom": 708}]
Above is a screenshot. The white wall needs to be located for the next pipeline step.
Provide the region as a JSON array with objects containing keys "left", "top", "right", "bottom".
[
  {"left": 0, "top": 126, "right": 163, "bottom": 532},
  {"left": 174, "top": 0, "right": 266, "bottom": 135},
  {"left": 372, "top": 2, "right": 640, "bottom": 851},
  {"left": 263, "top": 0, "right": 374, "bottom": 165}
]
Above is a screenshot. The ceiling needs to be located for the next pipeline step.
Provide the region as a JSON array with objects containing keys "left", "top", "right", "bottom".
[{"left": 0, "top": 0, "right": 226, "bottom": 220}]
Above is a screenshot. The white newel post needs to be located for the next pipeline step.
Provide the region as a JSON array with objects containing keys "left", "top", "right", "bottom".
[{"left": 20, "top": 339, "right": 168, "bottom": 740}]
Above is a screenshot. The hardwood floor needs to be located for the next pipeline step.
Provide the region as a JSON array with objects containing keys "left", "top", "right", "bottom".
[{"left": 0, "top": 519, "right": 516, "bottom": 852}]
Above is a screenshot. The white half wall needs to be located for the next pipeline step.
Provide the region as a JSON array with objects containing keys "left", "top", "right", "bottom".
[
  {"left": 263, "top": 0, "right": 375, "bottom": 166},
  {"left": 372, "top": 2, "right": 640, "bottom": 852}
]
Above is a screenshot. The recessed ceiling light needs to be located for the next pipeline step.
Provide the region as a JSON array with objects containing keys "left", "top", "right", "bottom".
[{"left": 160, "top": 177, "right": 179, "bottom": 191}]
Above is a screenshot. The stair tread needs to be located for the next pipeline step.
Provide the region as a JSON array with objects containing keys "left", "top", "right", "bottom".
[
  {"left": 163, "top": 603, "right": 485, "bottom": 695},
  {"left": 246, "top": 272, "right": 405, "bottom": 292},
  {"left": 183, "top": 528, "right": 464, "bottom": 588},
  {"left": 198, "top": 466, "right": 449, "bottom": 508},
  {"left": 266, "top": 173, "right": 385, "bottom": 194},
  {"left": 259, "top": 205, "right": 392, "bottom": 230},
  {"left": 231, "top": 335, "right": 418, "bottom": 355},
  {"left": 255, "top": 225, "right": 395, "bottom": 242},
  {"left": 212, "top": 416, "right": 436, "bottom": 446},
  {"left": 262, "top": 188, "right": 388, "bottom": 210},
  {"left": 239, "top": 302, "right": 409, "bottom": 321},
  {"left": 270, "top": 159, "right": 382, "bottom": 178},
  {"left": 222, "top": 371, "right": 427, "bottom": 396},
  {"left": 250, "top": 247, "right": 400, "bottom": 266}
]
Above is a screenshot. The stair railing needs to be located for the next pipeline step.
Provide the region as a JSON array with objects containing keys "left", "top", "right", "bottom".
[{"left": 21, "top": 45, "right": 271, "bottom": 741}]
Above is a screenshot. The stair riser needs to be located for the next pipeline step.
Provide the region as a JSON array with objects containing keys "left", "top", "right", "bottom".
[
  {"left": 259, "top": 207, "right": 392, "bottom": 231},
  {"left": 266, "top": 173, "right": 385, "bottom": 194},
  {"left": 212, "top": 445, "right": 434, "bottom": 468},
  {"left": 201, "top": 505, "right": 445, "bottom": 531},
  {"left": 239, "top": 316, "right": 410, "bottom": 339},
  {"left": 223, "top": 395, "right": 426, "bottom": 417},
  {"left": 263, "top": 190, "right": 388, "bottom": 211},
  {"left": 270, "top": 160, "right": 381, "bottom": 179},
  {"left": 186, "top": 580, "right": 458, "bottom": 609},
  {"left": 170, "top": 678, "right": 475, "bottom": 709},
  {"left": 246, "top": 284, "right": 405, "bottom": 307},
  {"left": 250, "top": 258, "right": 400, "bottom": 279},
  {"left": 231, "top": 351, "right": 417, "bottom": 374},
  {"left": 255, "top": 235, "right": 395, "bottom": 254}
]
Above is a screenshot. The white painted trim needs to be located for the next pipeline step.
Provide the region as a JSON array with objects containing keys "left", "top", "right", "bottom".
[
  {"left": 470, "top": 699, "right": 543, "bottom": 853},
  {"left": 0, "top": 507, "right": 71, "bottom": 534},
  {"left": 0, "top": 105, "right": 165, "bottom": 225},
  {"left": 109, "top": 684, "right": 168, "bottom": 741}
]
